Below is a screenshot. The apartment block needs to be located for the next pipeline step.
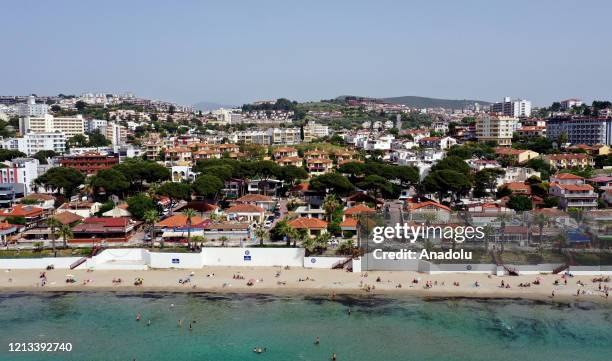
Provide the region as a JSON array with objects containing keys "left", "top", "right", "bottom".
[
  {"left": 476, "top": 114, "right": 517, "bottom": 146},
  {"left": 546, "top": 116, "right": 612, "bottom": 146},
  {"left": 19, "top": 114, "right": 85, "bottom": 137}
]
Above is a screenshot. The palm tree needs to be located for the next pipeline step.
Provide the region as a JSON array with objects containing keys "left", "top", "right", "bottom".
[
  {"left": 255, "top": 228, "right": 268, "bottom": 246},
  {"left": 534, "top": 213, "right": 549, "bottom": 246},
  {"left": 557, "top": 233, "right": 569, "bottom": 253},
  {"left": 143, "top": 209, "right": 159, "bottom": 246},
  {"left": 192, "top": 235, "right": 206, "bottom": 248},
  {"left": 294, "top": 228, "right": 308, "bottom": 247},
  {"left": 46, "top": 217, "right": 62, "bottom": 256},
  {"left": 182, "top": 208, "right": 197, "bottom": 249},
  {"left": 494, "top": 213, "right": 512, "bottom": 248},
  {"left": 322, "top": 195, "right": 341, "bottom": 223},
  {"left": 57, "top": 225, "right": 73, "bottom": 248},
  {"left": 219, "top": 236, "right": 228, "bottom": 247}
]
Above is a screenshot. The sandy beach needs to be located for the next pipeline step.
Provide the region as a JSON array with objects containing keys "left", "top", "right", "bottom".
[{"left": 1, "top": 267, "right": 610, "bottom": 304}]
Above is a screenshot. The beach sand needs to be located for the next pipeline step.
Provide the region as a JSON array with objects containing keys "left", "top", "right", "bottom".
[{"left": 1, "top": 267, "right": 610, "bottom": 304}]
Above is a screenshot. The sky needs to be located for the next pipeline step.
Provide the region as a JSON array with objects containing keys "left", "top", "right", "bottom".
[{"left": 1, "top": 0, "right": 611, "bottom": 107}]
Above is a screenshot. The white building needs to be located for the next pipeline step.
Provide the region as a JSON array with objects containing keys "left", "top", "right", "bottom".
[
  {"left": 489, "top": 97, "right": 532, "bottom": 117},
  {"left": 560, "top": 99, "right": 583, "bottom": 110},
  {"left": 0, "top": 158, "right": 40, "bottom": 194},
  {"left": 17, "top": 96, "right": 48, "bottom": 117},
  {"left": 476, "top": 114, "right": 517, "bottom": 147},
  {"left": 302, "top": 121, "right": 329, "bottom": 142},
  {"left": 86, "top": 119, "right": 107, "bottom": 133},
  {"left": 102, "top": 122, "right": 128, "bottom": 148},
  {"left": 19, "top": 114, "right": 85, "bottom": 137}
]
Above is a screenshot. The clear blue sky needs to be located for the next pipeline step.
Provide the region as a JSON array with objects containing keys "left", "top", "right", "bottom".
[{"left": 2, "top": 0, "right": 611, "bottom": 106}]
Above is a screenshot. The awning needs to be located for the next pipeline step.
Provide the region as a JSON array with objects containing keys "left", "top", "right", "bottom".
[{"left": 161, "top": 230, "right": 204, "bottom": 238}]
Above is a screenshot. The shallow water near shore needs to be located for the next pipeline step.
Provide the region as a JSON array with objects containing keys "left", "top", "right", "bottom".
[{"left": 1, "top": 292, "right": 611, "bottom": 361}]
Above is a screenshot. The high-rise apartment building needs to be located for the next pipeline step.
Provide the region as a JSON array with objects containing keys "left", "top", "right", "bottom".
[
  {"left": 546, "top": 117, "right": 612, "bottom": 145},
  {"left": 489, "top": 97, "right": 532, "bottom": 117},
  {"left": 17, "top": 96, "right": 48, "bottom": 117},
  {"left": 19, "top": 114, "right": 85, "bottom": 137},
  {"left": 476, "top": 114, "right": 517, "bottom": 146}
]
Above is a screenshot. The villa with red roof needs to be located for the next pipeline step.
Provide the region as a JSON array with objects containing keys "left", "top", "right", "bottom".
[
  {"left": 0, "top": 204, "right": 44, "bottom": 225},
  {"left": 71, "top": 217, "right": 136, "bottom": 243},
  {"left": 226, "top": 204, "right": 265, "bottom": 223},
  {"left": 549, "top": 183, "right": 598, "bottom": 210},
  {"left": 406, "top": 201, "right": 451, "bottom": 223},
  {"left": 288, "top": 217, "right": 328, "bottom": 238}
]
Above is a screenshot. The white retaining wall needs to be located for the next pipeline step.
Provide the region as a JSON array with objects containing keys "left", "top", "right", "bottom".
[
  {"left": 202, "top": 248, "right": 304, "bottom": 267},
  {"left": 149, "top": 252, "right": 204, "bottom": 269},
  {"left": 0, "top": 257, "right": 82, "bottom": 269},
  {"left": 568, "top": 266, "right": 612, "bottom": 275},
  {"left": 305, "top": 256, "right": 347, "bottom": 269}
]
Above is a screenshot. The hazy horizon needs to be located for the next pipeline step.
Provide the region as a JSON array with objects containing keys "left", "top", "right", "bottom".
[{"left": 2, "top": 0, "right": 611, "bottom": 107}]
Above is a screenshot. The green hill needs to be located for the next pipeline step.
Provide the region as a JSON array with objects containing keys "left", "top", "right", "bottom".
[{"left": 382, "top": 96, "right": 490, "bottom": 109}]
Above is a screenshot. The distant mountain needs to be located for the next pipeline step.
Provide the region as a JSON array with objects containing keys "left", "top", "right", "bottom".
[
  {"left": 193, "top": 101, "right": 237, "bottom": 111},
  {"left": 381, "top": 96, "right": 491, "bottom": 109}
]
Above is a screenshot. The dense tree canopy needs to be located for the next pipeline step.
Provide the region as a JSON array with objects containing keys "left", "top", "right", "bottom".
[
  {"left": 309, "top": 173, "right": 355, "bottom": 196},
  {"left": 0, "top": 149, "right": 26, "bottom": 162},
  {"left": 192, "top": 175, "right": 224, "bottom": 199},
  {"left": 89, "top": 168, "right": 130, "bottom": 197},
  {"left": 34, "top": 167, "right": 85, "bottom": 197},
  {"left": 127, "top": 194, "right": 159, "bottom": 220}
]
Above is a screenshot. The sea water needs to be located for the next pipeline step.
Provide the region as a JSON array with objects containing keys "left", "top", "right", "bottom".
[{"left": 0, "top": 292, "right": 611, "bottom": 361}]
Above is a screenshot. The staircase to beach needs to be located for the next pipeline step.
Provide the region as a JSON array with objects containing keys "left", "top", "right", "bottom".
[
  {"left": 492, "top": 251, "right": 518, "bottom": 276},
  {"left": 70, "top": 246, "right": 102, "bottom": 270}
]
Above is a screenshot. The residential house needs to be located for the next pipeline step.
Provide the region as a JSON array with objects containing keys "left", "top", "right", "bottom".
[
  {"left": 406, "top": 201, "right": 451, "bottom": 223},
  {"left": 276, "top": 156, "right": 303, "bottom": 167},
  {"left": 71, "top": 217, "right": 136, "bottom": 244},
  {"left": 494, "top": 147, "right": 539, "bottom": 164},
  {"left": 288, "top": 217, "right": 328, "bottom": 238},
  {"left": 545, "top": 153, "right": 594, "bottom": 169},
  {"left": 418, "top": 136, "right": 457, "bottom": 150},
  {"left": 549, "top": 183, "right": 598, "bottom": 210},
  {"left": 0, "top": 204, "right": 44, "bottom": 226},
  {"left": 273, "top": 147, "right": 298, "bottom": 160},
  {"left": 306, "top": 158, "right": 333, "bottom": 175},
  {"left": 225, "top": 204, "right": 265, "bottom": 223},
  {"left": 235, "top": 194, "right": 276, "bottom": 211}
]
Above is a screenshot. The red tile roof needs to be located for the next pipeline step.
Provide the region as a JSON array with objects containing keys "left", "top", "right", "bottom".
[
  {"left": 344, "top": 204, "right": 375, "bottom": 216},
  {"left": 237, "top": 194, "right": 273, "bottom": 202},
  {"left": 553, "top": 173, "right": 584, "bottom": 180},
  {"left": 52, "top": 212, "right": 83, "bottom": 225},
  {"left": 156, "top": 214, "right": 204, "bottom": 228},
  {"left": 226, "top": 204, "right": 265, "bottom": 213},
  {"left": 288, "top": 217, "right": 328, "bottom": 229},
  {"left": 408, "top": 201, "right": 451, "bottom": 212},
  {"left": 0, "top": 204, "right": 43, "bottom": 218}
]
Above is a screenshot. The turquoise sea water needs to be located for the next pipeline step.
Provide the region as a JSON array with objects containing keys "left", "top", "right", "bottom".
[{"left": 0, "top": 292, "right": 611, "bottom": 361}]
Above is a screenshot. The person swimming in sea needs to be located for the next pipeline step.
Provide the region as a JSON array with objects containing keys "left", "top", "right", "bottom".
[
  {"left": 347, "top": 308, "right": 351, "bottom": 316},
  {"left": 147, "top": 320, "right": 151, "bottom": 326},
  {"left": 178, "top": 319, "right": 183, "bottom": 327},
  {"left": 136, "top": 313, "right": 141, "bottom": 322},
  {"left": 331, "top": 352, "right": 337, "bottom": 360},
  {"left": 314, "top": 336, "right": 320, "bottom": 345}
]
